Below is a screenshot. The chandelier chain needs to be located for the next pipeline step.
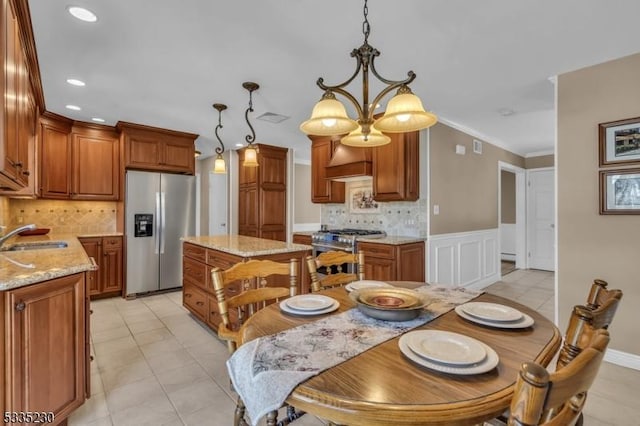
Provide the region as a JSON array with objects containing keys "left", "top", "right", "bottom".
[{"left": 362, "top": 0, "right": 370, "bottom": 43}]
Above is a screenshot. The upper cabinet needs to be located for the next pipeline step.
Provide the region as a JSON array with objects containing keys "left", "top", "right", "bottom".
[
  {"left": 39, "top": 113, "right": 120, "bottom": 200},
  {"left": 372, "top": 130, "right": 419, "bottom": 201},
  {"left": 0, "top": 0, "right": 38, "bottom": 191},
  {"left": 117, "top": 121, "right": 198, "bottom": 175},
  {"left": 309, "top": 136, "right": 345, "bottom": 204},
  {"left": 309, "top": 130, "right": 419, "bottom": 203}
]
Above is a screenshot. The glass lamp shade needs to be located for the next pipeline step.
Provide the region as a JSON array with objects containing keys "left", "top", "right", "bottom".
[
  {"left": 300, "top": 98, "right": 358, "bottom": 136},
  {"left": 194, "top": 150, "right": 202, "bottom": 158},
  {"left": 243, "top": 146, "right": 259, "bottom": 167},
  {"left": 213, "top": 154, "right": 226, "bottom": 174},
  {"left": 375, "top": 92, "right": 438, "bottom": 133},
  {"left": 340, "top": 125, "right": 391, "bottom": 147}
]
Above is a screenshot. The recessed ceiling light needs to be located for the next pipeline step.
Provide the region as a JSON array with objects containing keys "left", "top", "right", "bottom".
[
  {"left": 67, "top": 6, "right": 98, "bottom": 23},
  {"left": 66, "top": 78, "right": 86, "bottom": 87},
  {"left": 498, "top": 108, "right": 516, "bottom": 117},
  {"left": 91, "top": 117, "right": 105, "bottom": 123},
  {"left": 235, "top": 143, "right": 244, "bottom": 147},
  {"left": 65, "top": 105, "right": 81, "bottom": 111}
]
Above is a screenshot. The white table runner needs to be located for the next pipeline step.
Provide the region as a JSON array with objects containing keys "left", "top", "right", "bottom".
[{"left": 226, "top": 284, "right": 481, "bottom": 425}]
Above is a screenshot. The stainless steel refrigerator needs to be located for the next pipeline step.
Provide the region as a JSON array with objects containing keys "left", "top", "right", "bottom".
[{"left": 125, "top": 170, "right": 195, "bottom": 296}]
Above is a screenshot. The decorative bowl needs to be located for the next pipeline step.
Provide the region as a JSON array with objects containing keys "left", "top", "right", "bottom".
[{"left": 350, "top": 288, "right": 429, "bottom": 321}]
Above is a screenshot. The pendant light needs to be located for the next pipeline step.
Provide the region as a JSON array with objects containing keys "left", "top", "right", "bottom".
[
  {"left": 212, "top": 103, "right": 227, "bottom": 174},
  {"left": 242, "top": 82, "right": 259, "bottom": 167},
  {"left": 300, "top": 0, "right": 437, "bottom": 145}
]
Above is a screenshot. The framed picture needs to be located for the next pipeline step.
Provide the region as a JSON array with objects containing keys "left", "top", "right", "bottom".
[
  {"left": 349, "top": 185, "right": 379, "bottom": 213},
  {"left": 599, "top": 116, "right": 640, "bottom": 166},
  {"left": 600, "top": 168, "right": 640, "bottom": 214}
]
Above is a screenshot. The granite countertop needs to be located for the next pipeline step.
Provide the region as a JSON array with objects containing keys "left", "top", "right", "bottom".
[
  {"left": 0, "top": 234, "right": 97, "bottom": 291},
  {"left": 182, "top": 235, "right": 312, "bottom": 257},
  {"left": 358, "top": 235, "right": 427, "bottom": 245}
]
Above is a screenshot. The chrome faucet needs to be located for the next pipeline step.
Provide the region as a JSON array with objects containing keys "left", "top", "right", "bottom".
[{"left": 0, "top": 224, "right": 36, "bottom": 249}]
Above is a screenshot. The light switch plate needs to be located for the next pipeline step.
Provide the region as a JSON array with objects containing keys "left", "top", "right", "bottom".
[{"left": 433, "top": 205, "right": 440, "bottom": 215}]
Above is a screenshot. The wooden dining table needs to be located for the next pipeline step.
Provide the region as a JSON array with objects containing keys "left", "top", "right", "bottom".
[{"left": 240, "top": 282, "right": 562, "bottom": 426}]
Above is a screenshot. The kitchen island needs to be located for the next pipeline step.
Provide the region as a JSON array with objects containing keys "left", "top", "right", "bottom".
[
  {"left": 0, "top": 234, "right": 97, "bottom": 425},
  {"left": 181, "top": 235, "right": 312, "bottom": 331}
]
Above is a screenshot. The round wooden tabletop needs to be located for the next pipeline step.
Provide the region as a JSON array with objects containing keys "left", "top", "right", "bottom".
[{"left": 241, "top": 284, "right": 561, "bottom": 426}]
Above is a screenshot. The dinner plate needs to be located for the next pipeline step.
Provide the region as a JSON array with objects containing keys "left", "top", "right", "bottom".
[
  {"left": 285, "top": 294, "right": 335, "bottom": 311},
  {"left": 460, "top": 302, "right": 523, "bottom": 322},
  {"left": 345, "top": 280, "right": 393, "bottom": 292},
  {"left": 280, "top": 299, "right": 339, "bottom": 316},
  {"left": 455, "top": 305, "right": 535, "bottom": 329},
  {"left": 399, "top": 333, "right": 499, "bottom": 375},
  {"left": 405, "top": 330, "right": 486, "bottom": 366}
]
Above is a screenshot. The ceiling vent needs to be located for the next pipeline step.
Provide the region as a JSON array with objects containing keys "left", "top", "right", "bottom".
[{"left": 256, "top": 112, "right": 290, "bottom": 124}]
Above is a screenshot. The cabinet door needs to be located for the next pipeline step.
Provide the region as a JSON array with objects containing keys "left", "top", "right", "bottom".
[
  {"left": 2, "top": 1, "right": 19, "bottom": 182},
  {"left": 72, "top": 132, "right": 119, "bottom": 200},
  {"left": 397, "top": 242, "right": 425, "bottom": 282},
  {"left": 362, "top": 256, "right": 396, "bottom": 281},
  {"left": 310, "top": 137, "right": 345, "bottom": 203},
  {"left": 40, "top": 119, "right": 72, "bottom": 198},
  {"left": 127, "top": 134, "right": 161, "bottom": 169},
  {"left": 15, "top": 31, "right": 30, "bottom": 186},
  {"left": 102, "top": 243, "right": 123, "bottom": 293},
  {"left": 79, "top": 237, "right": 102, "bottom": 296},
  {"left": 162, "top": 140, "right": 193, "bottom": 174},
  {"left": 373, "top": 131, "right": 419, "bottom": 201},
  {"left": 6, "top": 273, "right": 86, "bottom": 419},
  {"left": 238, "top": 186, "right": 258, "bottom": 230}
]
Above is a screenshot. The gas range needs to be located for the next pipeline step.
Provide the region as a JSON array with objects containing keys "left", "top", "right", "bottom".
[{"left": 311, "top": 228, "right": 386, "bottom": 252}]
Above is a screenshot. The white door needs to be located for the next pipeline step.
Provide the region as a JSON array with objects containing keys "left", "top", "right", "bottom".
[
  {"left": 209, "top": 171, "right": 228, "bottom": 235},
  {"left": 527, "top": 169, "right": 555, "bottom": 271}
]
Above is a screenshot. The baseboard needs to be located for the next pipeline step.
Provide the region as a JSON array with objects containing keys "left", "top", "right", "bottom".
[
  {"left": 501, "top": 254, "right": 516, "bottom": 262},
  {"left": 604, "top": 348, "right": 640, "bottom": 371},
  {"left": 465, "top": 273, "right": 501, "bottom": 291}
]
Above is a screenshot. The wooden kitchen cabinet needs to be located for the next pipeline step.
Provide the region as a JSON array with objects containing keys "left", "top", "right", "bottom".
[
  {"left": 238, "top": 144, "right": 288, "bottom": 241},
  {"left": 40, "top": 114, "right": 120, "bottom": 200},
  {"left": 292, "top": 233, "right": 312, "bottom": 245},
  {"left": 0, "top": 0, "right": 37, "bottom": 191},
  {"left": 118, "top": 121, "right": 198, "bottom": 175},
  {"left": 309, "top": 136, "right": 345, "bottom": 203},
  {"left": 1, "top": 272, "right": 89, "bottom": 423},
  {"left": 71, "top": 123, "right": 120, "bottom": 200},
  {"left": 373, "top": 130, "right": 419, "bottom": 201},
  {"left": 358, "top": 241, "right": 425, "bottom": 282},
  {"left": 182, "top": 242, "right": 310, "bottom": 331},
  {"left": 79, "top": 235, "right": 123, "bottom": 298}
]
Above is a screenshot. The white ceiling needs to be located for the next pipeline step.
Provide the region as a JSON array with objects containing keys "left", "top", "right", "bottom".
[{"left": 28, "top": 0, "right": 640, "bottom": 161}]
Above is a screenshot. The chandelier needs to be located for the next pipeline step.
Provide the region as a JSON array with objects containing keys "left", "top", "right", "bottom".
[
  {"left": 212, "top": 103, "right": 227, "bottom": 174},
  {"left": 242, "top": 82, "right": 260, "bottom": 167},
  {"left": 300, "top": 0, "right": 437, "bottom": 146}
]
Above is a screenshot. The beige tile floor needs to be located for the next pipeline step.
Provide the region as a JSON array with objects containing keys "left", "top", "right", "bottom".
[{"left": 70, "top": 269, "right": 640, "bottom": 425}]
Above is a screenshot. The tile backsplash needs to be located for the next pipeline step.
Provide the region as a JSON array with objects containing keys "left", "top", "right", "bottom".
[
  {"left": 320, "top": 182, "right": 428, "bottom": 237},
  {"left": 7, "top": 199, "right": 118, "bottom": 235}
]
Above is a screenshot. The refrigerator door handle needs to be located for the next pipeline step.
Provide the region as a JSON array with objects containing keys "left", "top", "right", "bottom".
[
  {"left": 155, "top": 191, "right": 161, "bottom": 254},
  {"left": 160, "top": 191, "right": 166, "bottom": 254}
]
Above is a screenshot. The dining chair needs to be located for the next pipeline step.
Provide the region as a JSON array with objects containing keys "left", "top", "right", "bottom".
[
  {"left": 584, "top": 278, "right": 623, "bottom": 329},
  {"left": 507, "top": 328, "right": 610, "bottom": 425},
  {"left": 211, "top": 258, "right": 304, "bottom": 426},
  {"left": 306, "top": 251, "right": 365, "bottom": 292}
]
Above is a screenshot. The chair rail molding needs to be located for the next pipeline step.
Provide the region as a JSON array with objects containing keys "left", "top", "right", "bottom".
[{"left": 428, "top": 228, "right": 500, "bottom": 289}]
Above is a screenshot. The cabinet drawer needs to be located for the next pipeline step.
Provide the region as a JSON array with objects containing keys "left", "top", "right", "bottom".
[
  {"left": 292, "top": 234, "right": 312, "bottom": 245},
  {"left": 206, "top": 249, "right": 242, "bottom": 269},
  {"left": 207, "top": 296, "right": 240, "bottom": 332},
  {"left": 184, "top": 243, "right": 207, "bottom": 262},
  {"left": 183, "top": 282, "right": 207, "bottom": 319},
  {"left": 103, "top": 236, "right": 122, "bottom": 248},
  {"left": 183, "top": 257, "right": 208, "bottom": 290},
  {"left": 358, "top": 242, "right": 395, "bottom": 259}
]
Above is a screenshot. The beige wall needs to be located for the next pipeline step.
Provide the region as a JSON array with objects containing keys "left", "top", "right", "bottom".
[
  {"left": 558, "top": 52, "right": 640, "bottom": 355},
  {"left": 501, "top": 170, "right": 516, "bottom": 224},
  {"left": 525, "top": 155, "right": 554, "bottom": 169},
  {"left": 294, "top": 163, "right": 320, "bottom": 224},
  {"left": 429, "top": 124, "right": 525, "bottom": 234}
]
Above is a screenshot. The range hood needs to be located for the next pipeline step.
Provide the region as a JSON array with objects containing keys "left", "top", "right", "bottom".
[{"left": 325, "top": 142, "right": 373, "bottom": 182}]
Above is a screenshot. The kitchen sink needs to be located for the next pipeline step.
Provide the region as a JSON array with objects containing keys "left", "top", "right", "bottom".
[{"left": 1, "top": 241, "right": 68, "bottom": 251}]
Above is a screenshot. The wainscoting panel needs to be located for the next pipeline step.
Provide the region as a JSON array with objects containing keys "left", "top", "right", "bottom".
[{"left": 428, "top": 229, "right": 500, "bottom": 289}]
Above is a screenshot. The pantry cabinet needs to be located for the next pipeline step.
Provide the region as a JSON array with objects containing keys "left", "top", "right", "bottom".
[
  {"left": 309, "top": 136, "right": 345, "bottom": 203},
  {"left": 118, "top": 121, "right": 198, "bottom": 175}
]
